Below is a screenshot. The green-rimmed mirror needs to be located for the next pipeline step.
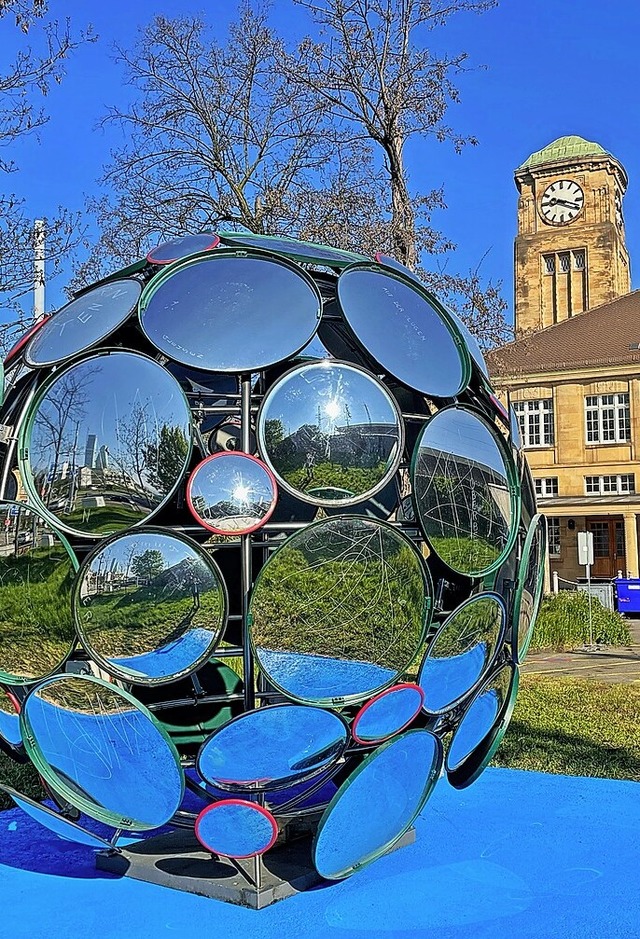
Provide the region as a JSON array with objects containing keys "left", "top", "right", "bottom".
[
  {"left": 18, "top": 349, "right": 192, "bottom": 539},
  {"left": 0, "top": 500, "right": 78, "bottom": 685},
  {"left": 446, "top": 661, "right": 519, "bottom": 790},
  {"left": 138, "top": 248, "right": 322, "bottom": 372},
  {"left": 72, "top": 528, "right": 228, "bottom": 685},
  {"left": 249, "top": 515, "right": 431, "bottom": 706},
  {"left": 1, "top": 783, "right": 117, "bottom": 850},
  {"left": 257, "top": 360, "right": 403, "bottom": 508},
  {"left": 218, "top": 231, "right": 369, "bottom": 268},
  {"left": 411, "top": 405, "right": 520, "bottom": 577},
  {"left": 24, "top": 279, "right": 142, "bottom": 368},
  {"left": 313, "top": 729, "right": 443, "bottom": 880},
  {"left": 20, "top": 673, "right": 185, "bottom": 829},
  {"left": 512, "top": 514, "right": 547, "bottom": 663},
  {"left": 374, "top": 253, "right": 489, "bottom": 380},
  {"left": 418, "top": 593, "right": 507, "bottom": 715},
  {"left": 336, "top": 263, "right": 472, "bottom": 398}
]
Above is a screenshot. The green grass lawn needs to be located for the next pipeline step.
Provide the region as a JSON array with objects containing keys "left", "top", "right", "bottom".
[
  {"left": 2, "top": 673, "right": 638, "bottom": 813},
  {"left": 493, "top": 674, "right": 640, "bottom": 781}
]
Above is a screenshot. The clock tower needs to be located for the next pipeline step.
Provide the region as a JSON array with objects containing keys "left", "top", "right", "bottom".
[{"left": 514, "top": 135, "right": 630, "bottom": 334}]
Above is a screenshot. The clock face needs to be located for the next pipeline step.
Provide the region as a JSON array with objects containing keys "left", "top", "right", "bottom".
[{"left": 540, "top": 179, "right": 584, "bottom": 226}]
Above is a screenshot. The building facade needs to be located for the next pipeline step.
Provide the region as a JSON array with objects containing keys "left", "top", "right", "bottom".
[{"left": 489, "top": 135, "right": 639, "bottom": 582}]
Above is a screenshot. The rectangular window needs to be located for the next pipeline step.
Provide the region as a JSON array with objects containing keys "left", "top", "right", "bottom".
[
  {"left": 559, "top": 253, "right": 570, "bottom": 273},
  {"left": 574, "top": 250, "right": 586, "bottom": 271},
  {"left": 534, "top": 477, "right": 559, "bottom": 498},
  {"left": 584, "top": 474, "right": 635, "bottom": 495},
  {"left": 512, "top": 399, "right": 554, "bottom": 448},
  {"left": 544, "top": 255, "right": 555, "bottom": 275},
  {"left": 584, "top": 393, "right": 630, "bottom": 443},
  {"left": 547, "top": 517, "right": 561, "bottom": 557}
]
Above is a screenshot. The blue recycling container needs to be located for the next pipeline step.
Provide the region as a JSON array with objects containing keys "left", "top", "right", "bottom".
[{"left": 614, "top": 578, "right": 640, "bottom": 613}]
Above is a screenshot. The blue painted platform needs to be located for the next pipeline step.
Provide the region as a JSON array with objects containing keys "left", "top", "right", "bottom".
[{"left": 1, "top": 768, "right": 638, "bottom": 939}]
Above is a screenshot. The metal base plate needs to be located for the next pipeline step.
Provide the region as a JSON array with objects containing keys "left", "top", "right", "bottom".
[{"left": 96, "top": 827, "right": 416, "bottom": 909}]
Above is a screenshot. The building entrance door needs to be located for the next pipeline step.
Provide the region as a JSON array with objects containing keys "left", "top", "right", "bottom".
[{"left": 586, "top": 517, "right": 625, "bottom": 578}]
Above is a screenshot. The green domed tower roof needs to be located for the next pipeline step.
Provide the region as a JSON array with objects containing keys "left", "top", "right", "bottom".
[{"left": 520, "top": 135, "right": 607, "bottom": 168}]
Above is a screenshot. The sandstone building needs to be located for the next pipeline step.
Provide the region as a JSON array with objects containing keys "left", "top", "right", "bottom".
[{"left": 487, "top": 135, "right": 640, "bottom": 582}]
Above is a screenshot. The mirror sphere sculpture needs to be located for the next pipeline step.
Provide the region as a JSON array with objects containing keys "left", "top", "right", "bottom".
[{"left": 0, "top": 233, "right": 542, "bottom": 904}]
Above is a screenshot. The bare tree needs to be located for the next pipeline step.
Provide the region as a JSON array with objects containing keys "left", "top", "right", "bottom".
[
  {"left": 289, "top": 0, "right": 495, "bottom": 270},
  {"left": 74, "top": 1, "right": 510, "bottom": 344},
  {"left": 71, "top": 6, "right": 364, "bottom": 289},
  {"left": 0, "top": 1, "right": 94, "bottom": 348}
]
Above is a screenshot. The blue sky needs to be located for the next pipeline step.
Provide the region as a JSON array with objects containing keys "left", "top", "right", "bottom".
[{"left": 1, "top": 0, "right": 639, "bottom": 323}]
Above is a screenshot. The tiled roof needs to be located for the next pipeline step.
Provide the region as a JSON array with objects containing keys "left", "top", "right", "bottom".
[
  {"left": 487, "top": 290, "right": 640, "bottom": 377},
  {"left": 519, "top": 135, "right": 607, "bottom": 169}
]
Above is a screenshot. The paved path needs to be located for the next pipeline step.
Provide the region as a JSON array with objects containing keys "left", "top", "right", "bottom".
[{"left": 521, "top": 617, "right": 640, "bottom": 683}]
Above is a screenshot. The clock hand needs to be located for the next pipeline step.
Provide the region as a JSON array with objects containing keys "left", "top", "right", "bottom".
[{"left": 555, "top": 198, "right": 580, "bottom": 209}]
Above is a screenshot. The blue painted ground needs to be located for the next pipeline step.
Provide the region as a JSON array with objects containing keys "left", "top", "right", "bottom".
[{"left": 1, "top": 767, "right": 638, "bottom": 939}]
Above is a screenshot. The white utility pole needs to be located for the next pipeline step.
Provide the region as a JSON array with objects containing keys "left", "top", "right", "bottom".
[{"left": 33, "top": 218, "right": 45, "bottom": 320}]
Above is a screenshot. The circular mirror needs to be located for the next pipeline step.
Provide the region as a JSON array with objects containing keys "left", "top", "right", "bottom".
[
  {"left": 197, "top": 704, "right": 348, "bottom": 792},
  {"left": 195, "top": 800, "right": 278, "bottom": 858},
  {"left": 257, "top": 361, "right": 403, "bottom": 507},
  {"left": 20, "top": 674, "right": 184, "bottom": 829},
  {"left": 249, "top": 516, "right": 431, "bottom": 706},
  {"left": 411, "top": 406, "right": 520, "bottom": 577},
  {"left": 19, "top": 350, "right": 192, "bottom": 539},
  {"left": 187, "top": 453, "right": 277, "bottom": 535},
  {"left": 0, "top": 501, "right": 77, "bottom": 685},
  {"left": 218, "top": 231, "right": 368, "bottom": 268},
  {"left": 73, "top": 529, "right": 228, "bottom": 685},
  {"left": 374, "top": 254, "right": 488, "bottom": 379},
  {"left": 0, "top": 688, "right": 22, "bottom": 748},
  {"left": 24, "top": 279, "right": 142, "bottom": 368},
  {"left": 351, "top": 683, "right": 424, "bottom": 745},
  {"left": 513, "top": 514, "right": 547, "bottom": 663},
  {"left": 147, "top": 233, "right": 220, "bottom": 265},
  {"left": 418, "top": 593, "right": 506, "bottom": 715},
  {"left": 139, "top": 250, "right": 322, "bottom": 372},
  {"left": 313, "top": 729, "right": 442, "bottom": 880},
  {"left": 1, "top": 784, "right": 115, "bottom": 850},
  {"left": 336, "top": 264, "right": 471, "bottom": 397},
  {"left": 446, "top": 662, "right": 519, "bottom": 788}
]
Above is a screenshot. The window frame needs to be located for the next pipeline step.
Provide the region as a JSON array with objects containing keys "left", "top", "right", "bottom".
[
  {"left": 547, "top": 516, "right": 561, "bottom": 557},
  {"left": 584, "top": 473, "right": 635, "bottom": 496},
  {"left": 534, "top": 476, "right": 559, "bottom": 498},
  {"left": 512, "top": 398, "right": 555, "bottom": 448},
  {"left": 584, "top": 393, "right": 630, "bottom": 445}
]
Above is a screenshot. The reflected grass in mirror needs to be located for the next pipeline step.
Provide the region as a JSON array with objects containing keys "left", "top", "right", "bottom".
[
  {"left": 249, "top": 516, "right": 430, "bottom": 705},
  {"left": 74, "top": 529, "right": 227, "bottom": 684},
  {"left": 0, "top": 501, "right": 77, "bottom": 684},
  {"left": 412, "top": 406, "right": 519, "bottom": 577}
]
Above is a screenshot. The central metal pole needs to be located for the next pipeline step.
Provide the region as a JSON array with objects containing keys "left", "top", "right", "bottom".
[
  {"left": 33, "top": 218, "right": 45, "bottom": 320},
  {"left": 240, "top": 375, "right": 255, "bottom": 711}
]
